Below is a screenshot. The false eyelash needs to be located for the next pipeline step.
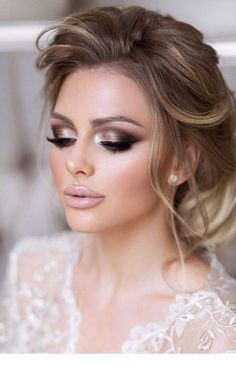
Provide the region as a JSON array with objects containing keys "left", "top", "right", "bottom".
[
  {"left": 46, "top": 136, "right": 133, "bottom": 153},
  {"left": 99, "top": 140, "right": 133, "bottom": 153},
  {"left": 46, "top": 137, "right": 76, "bottom": 148}
]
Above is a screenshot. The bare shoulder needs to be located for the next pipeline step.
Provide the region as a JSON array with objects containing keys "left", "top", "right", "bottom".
[
  {"left": 185, "top": 254, "right": 211, "bottom": 291},
  {"left": 167, "top": 253, "right": 211, "bottom": 293}
]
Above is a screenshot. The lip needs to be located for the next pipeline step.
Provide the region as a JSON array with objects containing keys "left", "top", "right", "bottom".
[
  {"left": 63, "top": 184, "right": 105, "bottom": 209},
  {"left": 63, "top": 184, "right": 105, "bottom": 198}
]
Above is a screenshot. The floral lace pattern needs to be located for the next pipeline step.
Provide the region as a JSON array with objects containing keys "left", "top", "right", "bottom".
[{"left": 0, "top": 230, "right": 235, "bottom": 353}]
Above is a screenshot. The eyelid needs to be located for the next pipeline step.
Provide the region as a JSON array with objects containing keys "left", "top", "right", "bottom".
[
  {"left": 50, "top": 125, "right": 77, "bottom": 138},
  {"left": 98, "top": 126, "right": 140, "bottom": 136},
  {"left": 97, "top": 126, "right": 143, "bottom": 143},
  {"left": 50, "top": 124, "right": 141, "bottom": 141},
  {"left": 98, "top": 130, "right": 136, "bottom": 140}
]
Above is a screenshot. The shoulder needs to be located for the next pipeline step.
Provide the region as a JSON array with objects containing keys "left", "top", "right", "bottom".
[
  {"left": 6, "top": 230, "right": 84, "bottom": 300},
  {"left": 144, "top": 251, "right": 236, "bottom": 353},
  {"left": 123, "top": 282, "right": 236, "bottom": 353},
  {"left": 175, "top": 291, "right": 236, "bottom": 353},
  {"left": 11, "top": 229, "right": 82, "bottom": 258},
  {"left": 0, "top": 230, "right": 84, "bottom": 352},
  {"left": 9, "top": 230, "right": 82, "bottom": 271},
  {"left": 168, "top": 252, "right": 236, "bottom": 353}
]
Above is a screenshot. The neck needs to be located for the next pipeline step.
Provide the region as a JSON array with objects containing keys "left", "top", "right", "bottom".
[{"left": 79, "top": 205, "right": 179, "bottom": 297}]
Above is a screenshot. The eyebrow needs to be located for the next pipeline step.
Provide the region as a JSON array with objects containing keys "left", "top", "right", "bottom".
[{"left": 50, "top": 111, "right": 145, "bottom": 129}]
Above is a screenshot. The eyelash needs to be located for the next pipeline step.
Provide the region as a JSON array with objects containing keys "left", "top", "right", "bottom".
[{"left": 46, "top": 137, "right": 134, "bottom": 153}]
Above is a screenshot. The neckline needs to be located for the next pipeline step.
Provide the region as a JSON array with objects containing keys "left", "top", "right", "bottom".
[{"left": 66, "top": 232, "right": 221, "bottom": 353}]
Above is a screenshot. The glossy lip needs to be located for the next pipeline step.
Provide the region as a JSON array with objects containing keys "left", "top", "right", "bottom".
[
  {"left": 64, "top": 195, "right": 105, "bottom": 209},
  {"left": 63, "top": 184, "right": 105, "bottom": 209},
  {"left": 63, "top": 184, "right": 105, "bottom": 198}
]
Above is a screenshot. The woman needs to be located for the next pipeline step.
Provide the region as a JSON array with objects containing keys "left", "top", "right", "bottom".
[{"left": 0, "top": 5, "right": 236, "bottom": 353}]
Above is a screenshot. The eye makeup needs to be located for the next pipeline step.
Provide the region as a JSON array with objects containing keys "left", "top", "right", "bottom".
[
  {"left": 96, "top": 128, "right": 141, "bottom": 153},
  {"left": 46, "top": 124, "right": 141, "bottom": 153},
  {"left": 46, "top": 124, "right": 77, "bottom": 148}
]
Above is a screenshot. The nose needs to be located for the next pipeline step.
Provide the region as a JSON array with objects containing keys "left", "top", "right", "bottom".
[{"left": 65, "top": 141, "right": 94, "bottom": 176}]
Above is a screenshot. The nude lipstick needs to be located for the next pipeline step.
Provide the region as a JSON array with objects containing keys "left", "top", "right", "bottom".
[{"left": 63, "top": 184, "right": 105, "bottom": 209}]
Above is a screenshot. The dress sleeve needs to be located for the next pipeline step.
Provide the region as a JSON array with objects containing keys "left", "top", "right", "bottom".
[
  {"left": 135, "top": 266, "right": 236, "bottom": 354},
  {"left": 0, "top": 239, "right": 27, "bottom": 352},
  {"left": 168, "top": 293, "right": 236, "bottom": 353},
  {"left": 160, "top": 265, "right": 236, "bottom": 354},
  {"left": 0, "top": 235, "right": 71, "bottom": 353},
  {"left": 166, "top": 254, "right": 236, "bottom": 353}
]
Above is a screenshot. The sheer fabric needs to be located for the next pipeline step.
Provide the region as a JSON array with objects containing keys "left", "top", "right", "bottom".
[{"left": 0, "top": 230, "right": 235, "bottom": 353}]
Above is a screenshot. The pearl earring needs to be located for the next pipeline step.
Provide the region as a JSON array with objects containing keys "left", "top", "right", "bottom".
[{"left": 170, "top": 174, "right": 178, "bottom": 184}]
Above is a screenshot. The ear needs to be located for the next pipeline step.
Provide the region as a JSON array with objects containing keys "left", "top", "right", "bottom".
[{"left": 168, "top": 142, "right": 201, "bottom": 186}]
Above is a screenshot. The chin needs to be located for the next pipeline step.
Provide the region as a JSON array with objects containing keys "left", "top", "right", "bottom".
[
  {"left": 64, "top": 214, "right": 105, "bottom": 234},
  {"left": 65, "top": 215, "right": 126, "bottom": 235},
  {"left": 65, "top": 219, "right": 95, "bottom": 233}
]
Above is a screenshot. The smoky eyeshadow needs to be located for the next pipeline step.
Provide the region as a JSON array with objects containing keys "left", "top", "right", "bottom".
[
  {"left": 98, "top": 130, "right": 140, "bottom": 142},
  {"left": 50, "top": 124, "right": 141, "bottom": 142},
  {"left": 48, "top": 124, "right": 76, "bottom": 139}
]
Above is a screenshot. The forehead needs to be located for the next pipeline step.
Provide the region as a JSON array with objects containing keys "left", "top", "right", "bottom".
[{"left": 54, "top": 67, "right": 154, "bottom": 129}]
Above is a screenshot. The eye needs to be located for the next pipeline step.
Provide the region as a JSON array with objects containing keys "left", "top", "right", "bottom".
[
  {"left": 95, "top": 130, "right": 140, "bottom": 153},
  {"left": 46, "top": 125, "right": 77, "bottom": 148},
  {"left": 46, "top": 136, "right": 76, "bottom": 148},
  {"left": 99, "top": 140, "right": 134, "bottom": 153}
]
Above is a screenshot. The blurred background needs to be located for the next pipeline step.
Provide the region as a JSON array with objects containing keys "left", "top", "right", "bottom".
[{"left": 0, "top": 0, "right": 236, "bottom": 279}]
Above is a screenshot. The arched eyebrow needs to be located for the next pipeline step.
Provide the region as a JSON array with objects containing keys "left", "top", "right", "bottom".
[{"left": 51, "top": 112, "right": 145, "bottom": 129}]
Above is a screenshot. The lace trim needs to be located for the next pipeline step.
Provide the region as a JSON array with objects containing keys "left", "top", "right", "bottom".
[{"left": 121, "top": 289, "right": 236, "bottom": 353}]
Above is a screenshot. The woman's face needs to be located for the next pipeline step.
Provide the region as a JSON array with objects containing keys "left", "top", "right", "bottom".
[{"left": 48, "top": 67, "right": 165, "bottom": 233}]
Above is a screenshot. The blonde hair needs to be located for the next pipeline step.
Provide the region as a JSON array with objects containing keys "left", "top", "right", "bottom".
[{"left": 35, "top": 5, "right": 236, "bottom": 264}]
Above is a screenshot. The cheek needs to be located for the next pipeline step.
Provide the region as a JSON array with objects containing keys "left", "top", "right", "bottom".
[
  {"left": 102, "top": 148, "right": 157, "bottom": 203},
  {"left": 49, "top": 149, "right": 65, "bottom": 187}
]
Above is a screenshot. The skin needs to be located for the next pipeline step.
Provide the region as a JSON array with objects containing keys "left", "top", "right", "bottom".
[{"left": 48, "top": 67, "right": 209, "bottom": 351}]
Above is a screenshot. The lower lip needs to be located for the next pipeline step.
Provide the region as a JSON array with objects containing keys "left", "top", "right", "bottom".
[{"left": 64, "top": 195, "right": 105, "bottom": 209}]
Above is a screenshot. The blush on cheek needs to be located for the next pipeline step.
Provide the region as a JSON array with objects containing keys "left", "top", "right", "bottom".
[
  {"left": 114, "top": 157, "right": 157, "bottom": 204},
  {"left": 49, "top": 149, "right": 65, "bottom": 190}
]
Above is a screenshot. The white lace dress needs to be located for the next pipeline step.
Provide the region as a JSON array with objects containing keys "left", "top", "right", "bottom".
[{"left": 0, "top": 230, "right": 235, "bottom": 353}]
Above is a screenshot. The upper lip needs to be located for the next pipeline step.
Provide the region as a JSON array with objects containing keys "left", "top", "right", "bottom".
[{"left": 63, "top": 184, "right": 105, "bottom": 198}]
